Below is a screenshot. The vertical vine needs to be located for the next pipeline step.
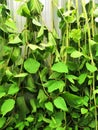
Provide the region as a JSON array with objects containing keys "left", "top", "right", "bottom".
[{"left": 82, "top": 0, "right": 97, "bottom": 129}]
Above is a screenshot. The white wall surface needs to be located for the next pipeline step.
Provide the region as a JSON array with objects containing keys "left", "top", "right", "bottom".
[
  {"left": 6, "top": 0, "right": 98, "bottom": 32},
  {"left": 7, "top": 0, "right": 26, "bottom": 32}
]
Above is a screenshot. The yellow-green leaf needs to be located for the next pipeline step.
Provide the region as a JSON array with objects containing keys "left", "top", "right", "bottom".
[
  {"left": 86, "top": 62, "right": 97, "bottom": 73},
  {"left": 45, "top": 102, "right": 53, "bottom": 112},
  {"left": 1, "top": 99, "right": 15, "bottom": 116},
  {"left": 52, "top": 62, "right": 68, "bottom": 73},
  {"left": 71, "top": 51, "right": 83, "bottom": 58},
  {"left": 54, "top": 96, "right": 68, "bottom": 111}
]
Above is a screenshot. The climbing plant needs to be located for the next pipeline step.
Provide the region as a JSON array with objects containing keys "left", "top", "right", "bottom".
[{"left": 0, "top": 0, "right": 98, "bottom": 130}]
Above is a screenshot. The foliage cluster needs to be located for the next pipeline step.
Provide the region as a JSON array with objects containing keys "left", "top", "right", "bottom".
[{"left": 0, "top": 0, "right": 98, "bottom": 129}]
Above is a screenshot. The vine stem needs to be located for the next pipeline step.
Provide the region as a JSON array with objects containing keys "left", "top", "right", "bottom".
[
  {"left": 91, "top": 0, "right": 97, "bottom": 129},
  {"left": 82, "top": 0, "right": 97, "bottom": 129},
  {"left": 76, "top": 0, "right": 80, "bottom": 51}
]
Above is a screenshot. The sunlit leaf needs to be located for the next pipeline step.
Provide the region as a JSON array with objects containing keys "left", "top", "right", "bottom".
[
  {"left": 24, "top": 58, "right": 40, "bottom": 74},
  {"left": 66, "top": 75, "right": 77, "bottom": 84},
  {"left": 71, "top": 51, "right": 83, "bottom": 58},
  {"left": 5, "top": 18, "right": 17, "bottom": 30},
  {"left": 32, "top": 19, "right": 41, "bottom": 26},
  {"left": 28, "top": 0, "right": 43, "bottom": 14},
  {"left": 52, "top": 62, "right": 68, "bottom": 73},
  {"left": 37, "top": 89, "right": 47, "bottom": 103},
  {"left": 8, "top": 83, "right": 19, "bottom": 95},
  {"left": 14, "top": 73, "right": 28, "bottom": 78},
  {"left": 81, "top": 108, "right": 88, "bottom": 114},
  {"left": 56, "top": 127, "right": 65, "bottom": 130},
  {"left": 0, "top": 92, "right": 6, "bottom": 99},
  {"left": 25, "top": 116, "right": 34, "bottom": 122},
  {"left": 28, "top": 44, "right": 43, "bottom": 50},
  {"left": 70, "top": 29, "right": 81, "bottom": 43},
  {"left": 17, "top": 3, "right": 30, "bottom": 17},
  {"left": 44, "top": 80, "right": 65, "bottom": 93},
  {"left": 54, "top": 96, "right": 68, "bottom": 111},
  {"left": 48, "top": 32, "right": 56, "bottom": 46},
  {"left": 69, "top": 85, "right": 79, "bottom": 92},
  {"left": 78, "top": 73, "right": 87, "bottom": 84},
  {"left": 45, "top": 102, "right": 53, "bottom": 112},
  {"left": 1, "top": 99, "right": 15, "bottom": 116},
  {"left": 86, "top": 62, "right": 97, "bottom": 73},
  {"left": 8, "top": 35, "right": 22, "bottom": 44},
  {"left": 37, "top": 26, "right": 44, "bottom": 38}
]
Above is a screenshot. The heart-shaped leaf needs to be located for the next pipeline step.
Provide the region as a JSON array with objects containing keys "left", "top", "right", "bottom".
[
  {"left": 44, "top": 80, "right": 65, "bottom": 92},
  {"left": 24, "top": 58, "right": 40, "bottom": 74},
  {"left": 52, "top": 62, "right": 68, "bottom": 73},
  {"left": 54, "top": 96, "right": 68, "bottom": 111},
  {"left": 1, "top": 99, "right": 15, "bottom": 116},
  {"left": 86, "top": 62, "right": 97, "bottom": 73},
  {"left": 71, "top": 51, "right": 83, "bottom": 58},
  {"left": 8, "top": 83, "right": 19, "bottom": 95},
  {"left": 45, "top": 102, "right": 53, "bottom": 112}
]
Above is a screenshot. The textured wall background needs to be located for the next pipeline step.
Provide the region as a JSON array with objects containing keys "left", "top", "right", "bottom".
[{"left": 6, "top": 0, "right": 98, "bottom": 32}]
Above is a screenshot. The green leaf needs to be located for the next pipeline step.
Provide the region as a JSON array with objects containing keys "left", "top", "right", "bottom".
[
  {"left": 86, "top": 62, "right": 97, "bottom": 73},
  {"left": 37, "top": 26, "right": 44, "bottom": 38},
  {"left": 62, "top": 92, "right": 84, "bottom": 108},
  {"left": 9, "top": 35, "right": 22, "bottom": 45},
  {"left": 24, "top": 58, "right": 40, "bottom": 74},
  {"left": 56, "top": 127, "right": 65, "bottom": 130},
  {"left": 67, "top": 61, "right": 78, "bottom": 71},
  {"left": 70, "top": 29, "right": 81, "bottom": 43},
  {"left": 54, "top": 96, "right": 68, "bottom": 111},
  {"left": 15, "top": 122, "right": 25, "bottom": 130},
  {"left": 28, "top": 44, "right": 43, "bottom": 50},
  {"left": 6, "top": 69, "right": 13, "bottom": 78},
  {"left": 14, "top": 73, "right": 28, "bottom": 78},
  {"left": 39, "top": 67, "right": 48, "bottom": 82},
  {"left": 45, "top": 102, "right": 53, "bottom": 112},
  {"left": 44, "top": 80, "right": 65, "bottom": 93},
  {"left": 81, "top": 108, "right": 88, "bottom": 114},
  {"left": 78, "top": 73, "right": 87, "bottom": 84},
  {"left": 17, "top": 3, "right": 30, "bottom": 17},
  {"left": 71, "top": 51, "right": 83, "bottom": 58},
  {"left": 49, "top": 116, "right": 62, "bottom": 128},
  {"left": 89, "top": 120, "right": 96, "bottom": 128},
  {"left": 49, "top": 72, "right": 61, "bottom": 79},
  {"left": 52, "top": 62, "right": 68, "bottom": 73},
  {"left": 16, "top": 96, "right": 29, "bottom": 119},
  {"left": 0, "top": 117, "right": 6, "bottom": 128},
  {"left": 1, "top": 99, "right": 15, "bottom": 116},
  {"left": 25, "top": 116, "right": 34, "bottom": 122},
  {"left": 8, "top": 83, "right": 19, "bottom": 95},
  {"left": 5, "top": 18, "right": 16, "bottom": 30},
  {"left": 66, "top": 75, "right": 77, "bottom": 84},
  {"left": 11, "top": 47, "right": 20, "bottom": 62},
  {"left": 32, "top": 19, "right": 41, "bottom": 26},
  {"left": 69, "top": 85, "right": 79, "bottom": 92},
  {"left": 28, "top": 0, "right": 43, "bottom": 14},
  {"left": 30, "top": 99, "right": 37, "bottom": 113},
  {"left": 93, "top": 89, "right": 98, "bottom": 95},
  {"left": 89, "top": 40, "right": 96, "bottom": 46},
  {"left": 0, "top": 92, "right": 6, "bottom": 99},
  {"left": 48, "top": 32, "right": 56, "bottom": 46},
  {"left": 37, "top": 89, "right": 47, "bottom": 103}
]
